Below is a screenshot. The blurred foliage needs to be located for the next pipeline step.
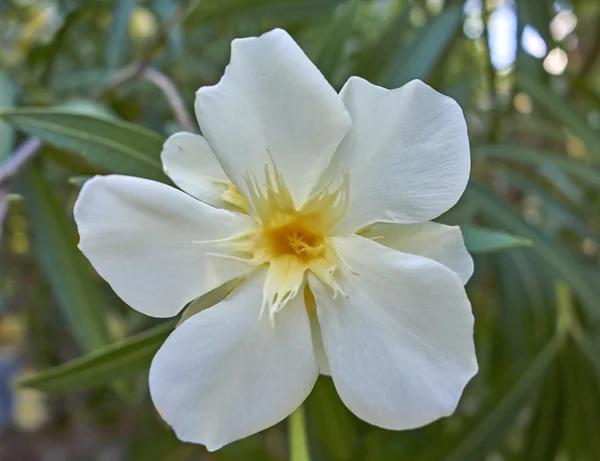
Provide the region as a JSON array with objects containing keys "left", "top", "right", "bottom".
[{"left": 1, "top": 0, "right": 600, "bottom": 460}]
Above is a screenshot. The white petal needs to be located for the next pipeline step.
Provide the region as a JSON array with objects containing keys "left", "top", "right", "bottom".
[
  {"left": 311, "top": 235, "right": 477, "bottom": 430},
  {"left": 149, "top": 270, "right": 318, "bottom": 451},
  {"left": 333, "top": 78, "right": 470, "bottom": 234},
  {"left": 310, "top": 317, "right": 331, "bottom": 375},
  {"left": 195, "top": 29, "right": 351, "bottom": 208},
  {"left": 74, "top": 175, "right": 254, "bottom": 318},
  {"left": 359, "top": 222, "right": 473, "bottom": 284},
  {"left": 161, "top": 132, "right": 230, "bottom": 208}
]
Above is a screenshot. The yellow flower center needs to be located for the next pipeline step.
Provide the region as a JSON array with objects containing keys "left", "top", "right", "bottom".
[
  {"left": 210, "top": 161, "right": 348, "bottom": 322},
  {"left": 262, "top": 218, "right": 325, "bottom": 260}
]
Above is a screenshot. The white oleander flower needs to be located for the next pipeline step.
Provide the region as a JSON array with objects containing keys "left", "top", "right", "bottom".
[{"left": 74, "top": 28, "right": 477, "bottom": 451}]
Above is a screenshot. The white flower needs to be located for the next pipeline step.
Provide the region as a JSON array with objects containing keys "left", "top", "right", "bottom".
[{"left": 74, "top": 29, "right": 477, "bottom": 451}]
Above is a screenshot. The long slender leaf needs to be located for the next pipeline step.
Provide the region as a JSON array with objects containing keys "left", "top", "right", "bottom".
[
  {"left": 466, "top": 183, "right": 600, "bottom": 321},
  {"left": 153, "top": 0, "right": 184, "bottom": 58},
  {"left": 314, "top": 0, "right": 359, "bottom": 82},
  {"left": 518, "top": 73, "right": 600, "bottom": 162},
  {"left": 422, "top": 337, "right": 560, "bottom": 461},
  {"left": 560, "top": 336, "right": 600, "bottom": 459},
  {"left": 473, "top": 144, "right": 600, "bottom": 188},
  {"left": 501, "top": 169, "right": 592, "bottom": 240},
  {"left": 463, "top": 227, "right": 532, "bottom": 254},
  {"left": 353, "top": 3, "right": 412, "bottom": 83},
  {"left": 189, "top": 0, "right": 345, "bottom": 23},
  {"left": 19, "top": 321, "right": 175, "bottom": 394},
  {"left": 20, "top": 163, "right": 110, "bottom": 352},
  {"left": 106, "top": 0, "right": 136, "bottom": 68},
  {"left": 382, "top": 5, "right": 463, "bottom": 88},
  {"left": 520, "top": 362, "right": 562, "bottom": 461},
  {"left": 573, "top": 328, "right": 600, "bottom": 381},
  {"left": 0, "top": 72, "right": 16, "bottom": 161},
  {"left": 495, "top": 253, "right": 528, "bottom": 357},
  {"left": 518, "top": 0, "right": 554, "bottom": 45},
  {"left": 0, "top": 72, "right": 16, "bottom": 242},
  {"left": 0, "top": 109, "right": 166, "bottom": 181},
  {"left": 306, "top": 377, "right": 356, "bottom": 461}
]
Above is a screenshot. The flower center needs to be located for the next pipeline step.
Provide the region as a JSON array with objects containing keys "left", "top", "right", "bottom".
[
  {"left": 210, "top": 161, "right": 348, "bottom": 323},
  {"left": 262, "top": 217, "right": 325, "bottom": 260}
]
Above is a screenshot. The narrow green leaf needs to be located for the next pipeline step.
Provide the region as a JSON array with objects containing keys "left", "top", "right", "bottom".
[
  {"left": 314, "top": 0, "right": 359, "bottom": 82},
  {"left": 0, "top": 109, "right": 166, "bottom": 181},
  {"left": 0, "top": 72, "right": 15, "bottom": 238},
  {"left": 573, "top": 328, "right": 600, "bottom": 381},
  {"left": 106, "top": 0, "right": 136, "bottom": 68},
  {"left": 473, "top": 144, "right": 600, "bottom": 188},
  {"left": 68, "top": 175, "right": 92, "bottom": 187},
  {"left": 190, "top": 0, "right": 345, "bottom": 23},
  {"left": 353, "top": 3, "right": 412, "bottom": 83},
  {"left": 466, "top": 183, "right": 600, "bottom": 321},
  {"left": 153, "top": 0, "right": 184, "bottom": 58},
  {"left": 19, "top": 321, "right": 175, "bottom": 394},
  {"left": 306, "top": 377, "right": 356, "bottom": 461},
  {"left": 19, "top": 164, "right": 110, "bottom": 352},
  {"left": 425, "top": 337, "right": 560, "bottom": 461},
  {"left": 494, "top": 253, "right": 528, "bottom": 357},
  {"left": 520, "top": 362, "right": 562, "bottom": 461},
  {"left": 215, "top": 438, "right": 275, "bottom": 461},
  {"left": 463, "top": 227, "right": 532, "bottom": 254},
  {"left": 382, "top": 5, "right": 463, "bottom": 88},
  {"left": 559, "top": 336, "right": 600, "bottom": 459},
  {"left": 501, "top": 169, "right": 592, "bottom": 240},
  {"left": 516, "top": 118, "right": 568, "bottom": 144},
  {"left": 0, "top": 72, "right": 16, "bottom": 161},
  {"left": 518, "top": 73, "right": 600, "bottom": 162},
  {"left": 437, "top": 198, "right": 477, "bottom": 225},
  {"left": 178, "top": 279, "right": 242, "bottom": 326},
  {"left": 518, "top": 0, "right": 554, "bottom": 45}
]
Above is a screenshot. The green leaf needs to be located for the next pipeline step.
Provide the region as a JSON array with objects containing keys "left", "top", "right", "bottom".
[
  {"left": 501, "top": 169, "right": 592, "bottom": 240},
  {"left": 19, "top": 163, "right": 110, "bottom": 352},
  {"left": 106, "top": 0, "right": 136, "bottom": 68},
  {"left": 518, "top": 73, "right": 600, "bottom": 162},
  {"left": 559, "top": 336, "right": 600, "bottom": 459},
  {"left": 573, "top": 327, "right": 600, "bottom": 381},
  {"left": 0, "top": 109, "right": 166, "bottom": 181},
  {"left": 0, "top": 72, "right": 16, "bottom": 237},
  {"left": 437, "top": 198, "right": 477, "bottom": 225},
  {"left": 466, "top": 183, "right": 600, "bottom": 322},
  {"left": 353, "top": 3, "right": 412, "bottom": 83},
  {"left": 189, "top": 0, "right": 345, "bottom": 23},
  {"left": 153, "top": 0, "right": 184, "bottom": 59},
  {"left": 306, "top": 377, "right": 356, "bottom": 461},
  {"left": 520, "top": 362, "right": 562, "bottom": 461},
  {"left": 422, "top": 337, "right": 560, "bottom": 461},
  {"left": 0, "top": 72, "right": 16, "bottom": 161},
  {"left": 518, "top": 0, "right": 554, "bottom": 45},
  {"left": 314, "top": 0, "right": 359, "bottom": 83},
  {"left": 19, "top": 321, "right": 175, "bottom": 394},
  {"left": 463, "top": 227, "right": 532, "bottom": 254},
  {"left": 68, "top": 175, "right": 92, "bottom": 187},
  {"left": 473, "top": 144, "right": 600, "bottom": 188},
  {"left": 382, "top": 5, "right": 463, "bottom": 88},
  {"left": 178, "top": 279, "right": 242, "bottom": 326}
]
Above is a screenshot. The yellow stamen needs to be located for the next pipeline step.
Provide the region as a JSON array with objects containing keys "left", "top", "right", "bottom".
[
  {"left": 220, "top": 181, "right": 249, "bottom": 213},
  {"left": 209, "top": 160, "right": 349, "bottom": 323}
]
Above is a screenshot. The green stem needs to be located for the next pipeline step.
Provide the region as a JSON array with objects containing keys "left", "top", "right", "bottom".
[{"left": 289, "top": 405, "right": 311, "bottom": 461}]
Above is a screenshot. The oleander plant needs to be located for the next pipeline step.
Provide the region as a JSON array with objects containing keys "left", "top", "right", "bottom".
[{"left": 1, "top": 1, "right": 600, "bottom": 460}]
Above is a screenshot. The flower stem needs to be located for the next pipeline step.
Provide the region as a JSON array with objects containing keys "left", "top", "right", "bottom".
[{"left": 289, "top": 405, "right": 311, "bottom": 461}]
